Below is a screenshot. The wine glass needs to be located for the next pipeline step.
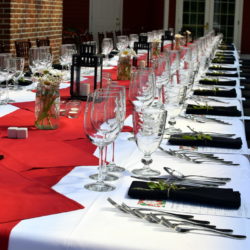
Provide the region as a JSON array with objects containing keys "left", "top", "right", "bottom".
[
  {"left": 8, "top": 57, "right": 25, "bottom": 90},
  {"left": 117, "top": 35, "right": 129, "bottom": 49},
  {"left": 29, "top": 47, "right": 41, "bottom": 74},
  {"left": 60, "top": 44, "right": 76, "bottom": 68},
  {"left": 151, "top": 55, "right": 171, "bottom": 107},
  {"left": 102, "top": 38, "right": 113, "bottom": 65},
  {"left": 129, "top": 34, "right": 138, "bottom": 49},
  {"left": 132, "top": 106, "right": 167, "bottom": 177},
  {"left": 129, "top": 67, "right": 156, "bottom": 110},
  {"left": 39, "top": 46, "right": 53, "bottom": 70},
  {"left": 0, "top": 54, "right": 12, "bottom": 104},
  {"left": 84, "top": 91, "right": 121, "bottom": 191},
  {"left": 105, "top": 84, "right": 126, "bottom": 173}
]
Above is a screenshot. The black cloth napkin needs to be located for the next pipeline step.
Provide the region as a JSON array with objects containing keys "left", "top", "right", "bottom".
[
  {"left": 18, "top": 79, "right": 32, "bottom": 86},
  {"left": 168, "top": 133, "right": 242, "bottom": 149},
  {"left": 186, "top": 104, "right": 241, "bottom": 117},
  {"left": 206, "top": 72, "right": 238, "bottom": 77},
  {"left": 209, "top": 66, "right": 237, "bottom": 71},
  {"left": 212, "top": 59, "right": 235, "bottom": 64},
  {"left": 199, "top": 79, "right": 236, "bottom": 86},
  {"left": 193, "top": 88, "right": 237, "bottom": 98},
  {"left": 128, "top": 181, "right": 241, "bottom": 209}
]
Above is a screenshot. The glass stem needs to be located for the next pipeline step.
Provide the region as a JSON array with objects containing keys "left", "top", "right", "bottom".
[
  {"left": 111, "top": 141, "right": 115, "bottom": 163},
  {"left": 98, "top": 146, "right": 105, "bottom": 183},
  {"left": 142, "top": 154, "right": 152, "bottom": 170}
]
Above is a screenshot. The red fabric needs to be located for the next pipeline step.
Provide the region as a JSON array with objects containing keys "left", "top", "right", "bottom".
[
  {"left": 0, "top": 164, "right": 83, "bottom": 224},
  {"left": 0, "top": 75, "right": 132, "bottom": 248}
]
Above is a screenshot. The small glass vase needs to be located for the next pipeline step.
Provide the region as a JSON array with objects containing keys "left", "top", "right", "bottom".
[
  {"left": 151, "top": 41, "right": 160, "bottom": 58},
  {"left": 35, "top": 83, "right": 60, "bottom": 130},
  {"left": 117, "top": 55, "right": 132, "bottom": 80}
]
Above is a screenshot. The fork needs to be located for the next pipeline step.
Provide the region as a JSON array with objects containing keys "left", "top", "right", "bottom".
[
  {"left": 107, "top": 198, "right": 193, "bottom": 219},
  {"left": 151, "top": 215, "right": 246, "bottom": 239}
]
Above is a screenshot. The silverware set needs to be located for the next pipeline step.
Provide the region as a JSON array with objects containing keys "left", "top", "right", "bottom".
[
  {"left": 179, "top": 114, "right": 232, "bottom": 125},
  {"left": 159, "top": 147, "right": 239, "bottom": 166},
  {"left": 131, "top": 165, "right": 230, "bottom": 187},
  {"left": 107, "top": 198, "right": 246, "bottom": 239}
]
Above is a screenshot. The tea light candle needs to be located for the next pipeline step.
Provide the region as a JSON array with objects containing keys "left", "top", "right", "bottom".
[
  {"left": 79, "top": 83, "right": 90, "bottom": 96},
  {"left": 68, "top": 109, "right": 79, "bottom": 119}
]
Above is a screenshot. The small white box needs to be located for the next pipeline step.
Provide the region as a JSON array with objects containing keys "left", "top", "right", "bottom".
[
  {"left": 17, "top": 127, "right": 28, "bottom": 139},
  {"left": 8, "top": 127, "right": 18, "bottom": 139}
]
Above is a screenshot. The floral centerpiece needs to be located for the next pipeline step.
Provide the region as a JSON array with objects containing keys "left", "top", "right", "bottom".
[
  {"left": 34, "top": 69, "right": 63, "bottom": 130},
  {"left": 117, "top": 48, "right": 136, "bottom": 81},
  {"left": 174, "top": 34, "right": 184, "bottom": 50},
  {"left": 151, "top": 38, "right": 161, "bottom": 58}
]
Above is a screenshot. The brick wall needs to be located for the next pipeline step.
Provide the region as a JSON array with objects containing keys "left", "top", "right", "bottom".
[{"left": 0, "top": 0, "right": 63, "bottom": 60}]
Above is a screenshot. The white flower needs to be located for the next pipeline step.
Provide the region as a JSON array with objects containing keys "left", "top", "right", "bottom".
[
  {"left": 118, "top": 48, "right": 137, "bottom": 57},
  {"left": 152, "top": 38, "right": 161, "bottom": 43}
]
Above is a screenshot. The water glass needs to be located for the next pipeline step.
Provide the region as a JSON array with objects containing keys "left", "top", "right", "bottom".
[{"left": 132, "top": 106, "right": 167, "bottom": 177}]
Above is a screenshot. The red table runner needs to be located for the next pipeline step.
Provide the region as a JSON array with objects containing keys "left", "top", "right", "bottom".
[{"left": 0, "top": 63, "right": 133, "bottom": 249}]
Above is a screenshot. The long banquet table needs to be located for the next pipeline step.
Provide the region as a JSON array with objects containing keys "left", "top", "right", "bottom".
[{"left": 0, "top": 45, "right": 250, "bottom": 250}]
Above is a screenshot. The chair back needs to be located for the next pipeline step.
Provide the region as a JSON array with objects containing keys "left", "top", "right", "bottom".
[
  {"left": 15, "top": 40, "right": 32, "bottom": 59},
  {"left": 0, "top": 42, "right": 6, "bottom": 53},
  {"left": 36, "top": 37, "right": 50, "bottom": 47}
]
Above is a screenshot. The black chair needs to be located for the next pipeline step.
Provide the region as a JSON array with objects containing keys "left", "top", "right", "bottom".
[
  {"left": 15, "top": 40, "right": 32, "bottom": 59},
  {"left": 106, "top": 31, "right": 114, "bottom": 40},
  {"left": 36, "top": 37, "right": 50, "bottom": 47},
  {"left": 0, "top": 41, "right": 6, "bottom": 53}
]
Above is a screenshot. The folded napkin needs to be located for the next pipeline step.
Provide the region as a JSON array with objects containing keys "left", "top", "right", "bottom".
[
  {"left": 206, "top": 72, "right": 238, "bottom": 77},
  {"left": 209, "top": 66, "right": 237, "bottom": 71},
  {"left": 18, "top": 79, "right": 33, "bottom": 86},
  {"left": 193, "top": 88, "right": 237, "bottom": 98},
  {"left": 212, "top": 59, "right": 235, "bottom": 64},
  {"left": 128, "top": 181, "right": 241, "bottom": 209},
  {"left": 186, "top": 104, "right": 241, "bottom": 117},
  {"left": 199, "top": 79, "right": 236, "bottom": 86},
  {"left": 168, "top": 133, "right": 242, "bottom": 149}
]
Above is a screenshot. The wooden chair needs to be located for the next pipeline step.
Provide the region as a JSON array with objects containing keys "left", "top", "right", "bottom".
[
  {"left": 15, "top": 40, "right": 32, "bottom": 59},
  {"left": 0, "top": 41, "right": 6, "bottom": 53},
  {"left": 36, "top": 37, "right": 50, "bottom": 47}
]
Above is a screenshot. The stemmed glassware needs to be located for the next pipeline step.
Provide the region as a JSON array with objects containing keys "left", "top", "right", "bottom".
[
  {"left": 102, "top": 38, "right": 113, "bottom": 65},
  {"left": 129, "top": 67, "right": 156, "bottom": 110},
  {"left": 164, "top": 50, "right": 182, "bottom": 134},
  {"left": 60, "top": 44, "right": 77, "bottom": 69},
  {"left": 84, "top": 89, "right": 121, "bottom": 191},
  {"left": 132, "top": 106, "right": 167, "bottom": 177},
  {"left": 151, "top": 56, "right": 171, "bottom": 107},
  {"left": 29, "top": 47, "right": 41, "bottom": 74},
  {"left": 0, "top": 54, "right": 12, "bottom": 104},
  {"left": 116, "top": 35, "right": 129, "bottom": 51},
  {"left": 105, "top": 84, "right": 126, "bottom": 173},
  {"left": 129, "top": 34, "right": 139, "bottom": 49},
  {"left": 8, "top": 57, "right": 25, "bottom": 90}
]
